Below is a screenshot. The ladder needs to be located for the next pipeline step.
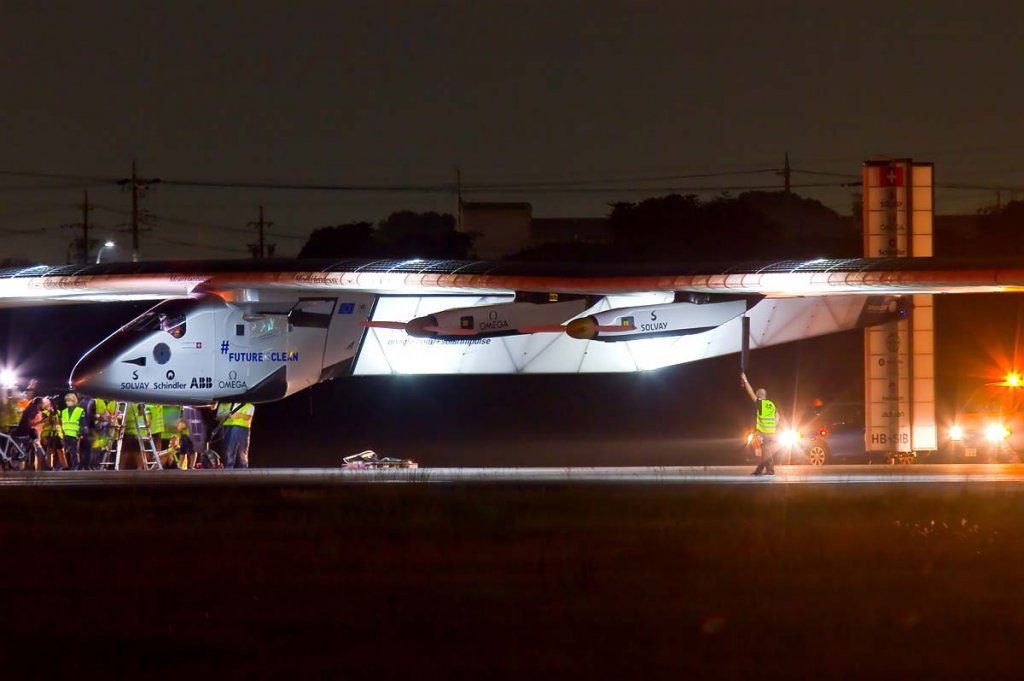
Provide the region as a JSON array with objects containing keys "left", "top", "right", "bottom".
[{"left": 96, "top": 402, "right": 163, "bottom": 470}]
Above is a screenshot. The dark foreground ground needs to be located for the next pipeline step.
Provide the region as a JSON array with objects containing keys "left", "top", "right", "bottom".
[{"left": 4, "top": 474, "right": 1024, "bottom": 678}]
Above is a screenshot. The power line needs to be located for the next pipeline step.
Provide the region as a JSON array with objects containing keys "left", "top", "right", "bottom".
[
  {"left": 0, "top": 169, "right": 119, "bottom": 183},
  {"left": 461, "top": 168, "right": 781, "bottom": 190},
  {"left": 468, "top": 181, "right": 854, "bottom": 195},
  {"left": 159, "top": 178, "right": 449, "bottom": 193},
  {"left": 0, "top": 182, "right": 110, "bottom": 192}
]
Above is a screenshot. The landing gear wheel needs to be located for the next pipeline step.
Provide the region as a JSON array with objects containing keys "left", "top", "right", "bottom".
[{"left": 806, "top": 444, "right": 828, "bottom": 466}]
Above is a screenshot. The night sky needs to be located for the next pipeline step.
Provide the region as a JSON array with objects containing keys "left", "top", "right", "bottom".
[{"left": 3, "top": 2, "right": 1024, "bottom": 262}]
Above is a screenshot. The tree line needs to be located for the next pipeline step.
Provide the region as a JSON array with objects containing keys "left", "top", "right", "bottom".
[{"left": 296, "top": 191, "right": 1024, "bottom": 262}]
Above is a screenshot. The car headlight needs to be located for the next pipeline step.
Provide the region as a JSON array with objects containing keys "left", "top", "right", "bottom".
[
  {"left": 778, "top": 429, "right": 801, "bottom": 447},
  {"left": 985, "top": 423, "right": 1010, "bottom": 442},
  {"left": 948, "top": 425, "right": 963, "bottom": 441}
]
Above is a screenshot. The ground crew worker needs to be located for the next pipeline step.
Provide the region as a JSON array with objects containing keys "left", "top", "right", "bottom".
[
  {"left": 16, "top": 396, "right": 52, "bottom": 470},
  {"left": 60, "top": 393, "right": 85, "bottom": 470},
  {"left": 1, "top": 388, "right": 20, "bottom": 432},
  {"left": 17, "top": 379, "right": 37, "bottom": 414},
  {"left": 163, "top": 419, "right": 196, "bottom": 470},
  {"left": 742, "top": 372, "right": 780, "bottom": 476},
  {"left": 124, "top": 403, "right": 158, "bottom": 468},
  {"left": 76, "top": 394, "right": 96, "bottom": 470},
  {"left": 147, "top": 403, "right": 165, "bottom": 450},
  {"left": 42, "top": 399, "right": 65, "bottom": 471},
  {"left": 92, "top": 398, "right": 117, "bottom": 468},
  {"left": 162, "top": 405, "right": 182, "bottom": 437},
  {"left": 216, "top": 402, "right": 254, "bottom": 468}
]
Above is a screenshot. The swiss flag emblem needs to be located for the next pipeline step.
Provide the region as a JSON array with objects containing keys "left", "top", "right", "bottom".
[{"left": 879, "top": 166, "right": 904, "bottom": 187}]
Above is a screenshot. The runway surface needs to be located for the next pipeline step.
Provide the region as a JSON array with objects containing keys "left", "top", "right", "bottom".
[
  {"left": 6, "top": 463, "right": 1024, "bottom": 677},
  {"left": 6, "top": 463, "right": 1024, "bottom": 486}
]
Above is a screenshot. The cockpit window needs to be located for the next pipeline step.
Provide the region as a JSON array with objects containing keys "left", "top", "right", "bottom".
[
  {"left": 248, "top": 315, "right": 286, "bottom": 340},
  {"left": 124, "top": 311, "right": 186, "bottom": 338},
  {"left": 160, "top": 313, "right": 186, "bottom": 339}
]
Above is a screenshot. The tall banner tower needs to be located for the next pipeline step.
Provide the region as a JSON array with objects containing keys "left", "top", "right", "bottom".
[{"left": 863, "top": 159, "right": 937, "bottom": 459}]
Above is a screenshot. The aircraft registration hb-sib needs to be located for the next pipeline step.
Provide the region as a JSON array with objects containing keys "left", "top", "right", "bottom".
[{"left": 1, "top": 256, "right": 1021, "bottom": 406}]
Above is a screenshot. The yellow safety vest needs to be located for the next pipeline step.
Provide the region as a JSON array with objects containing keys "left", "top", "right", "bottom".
[
  {"left": 147, "top": 404, "right": 164, "bottom": 434},
  {"left": 218, "top": 403, "right": 254, "bottom": 428},
  {"left": 163, "top": 406, "right": 183, "bottom": 434},
  {"left": 93, "top": 399, "right": 116, "bottom": 446},
  {"left": 41, "top": 410, "right": 56, "bottom": 437},
  {"left": 756, "top": 399, "right": 777, "bottom": 434},
  {"left": 124, "top": 404, "right": 152, "bottom": 435},
  {"left": 1, "top": 398, "right": 18, "bottom": 429},
  {"left": 60, "top": 406, "right": 84, "bottom": 438}
]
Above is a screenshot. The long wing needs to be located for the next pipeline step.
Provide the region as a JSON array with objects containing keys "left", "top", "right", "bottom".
[
  {"left": 3, "top": 256, "right": 1024, "bottom": 306},
  {"left": 4, "top": 256, "right": 1018, "bottom": 399}
]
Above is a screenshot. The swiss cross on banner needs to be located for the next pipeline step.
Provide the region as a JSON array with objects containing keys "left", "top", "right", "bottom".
[{"left": 879, "top": 166, "right": 905, "bottom": 187}]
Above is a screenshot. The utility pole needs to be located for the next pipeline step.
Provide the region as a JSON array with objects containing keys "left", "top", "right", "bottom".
[
  {"left": 117, "top": 160, "right": 160, "bottom": 262},
  {"left": 61, "top": 190, "right": 97, "bottom": 264},
  {"left": 247, "top": 205, "right": 275, "bottom": 259},
  {"left": 777, "top": 151, "right": 792, "bottom": 194},
  {"left": 455, "top": 165, "right": 463, "bottom": 232}
]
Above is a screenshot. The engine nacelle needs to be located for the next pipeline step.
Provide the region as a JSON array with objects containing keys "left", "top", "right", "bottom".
[
  {"left": 567, "top": 299, "right": 749, "bottom": 341},
  {"left": 405, "top": 298, "right": 591, "bottom": 339}
]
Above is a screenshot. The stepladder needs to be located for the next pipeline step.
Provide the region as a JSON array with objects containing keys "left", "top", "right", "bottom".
[{"left": 96, "top": 403, "right": 163, "bottom": 470}]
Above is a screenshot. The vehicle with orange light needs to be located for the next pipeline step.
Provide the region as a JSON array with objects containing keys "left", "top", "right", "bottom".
[{"left": 943, "top": 374, "right": 1024, "bottom": 463}]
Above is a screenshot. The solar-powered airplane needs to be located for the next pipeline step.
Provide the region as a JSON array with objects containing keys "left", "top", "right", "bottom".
[{"left": 0, "top": 256, "right": 1019, "bottom": 405}]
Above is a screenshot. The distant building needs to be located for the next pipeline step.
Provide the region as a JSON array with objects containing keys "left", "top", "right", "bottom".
[{"left": 460, "top": 202, "right": 611, "bottom": 258}]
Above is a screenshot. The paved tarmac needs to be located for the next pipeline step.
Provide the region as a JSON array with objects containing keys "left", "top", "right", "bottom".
[
  {"left": 5, "top": 464, "right": 1024, "bottom": 678},
  {"left": 6, "top": 463, "right": 1024, "bottom": 485}
]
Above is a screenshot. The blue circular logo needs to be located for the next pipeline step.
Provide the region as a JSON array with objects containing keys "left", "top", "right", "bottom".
[{"left": 154, "top": 343, "right": 171, "bottom": 365}]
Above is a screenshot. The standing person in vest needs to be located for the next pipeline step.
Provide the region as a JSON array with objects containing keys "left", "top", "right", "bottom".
[
  {"left": 742, "top": 372, "right": 780, "bottom": 476},
  {"left": 75, "top": 393, "right": 96, "bottom": 470},
  {"left": 1, "top": 387, "right": 21, "bottom": 433},
  {"left": 216, "top": 402, "right": 254, "bottom": 468},
  {"left": 42, "top": 398, "right": 65, "bottom": 471},
  {"left": 61, "top": 393, "right": 86, "bottom": 470},
  {"left": 92, "top": 398, "right": 117, "bottom": 469},
  {"left": 138, "top": 403, "right": 164, "bottom": 450},
  {"left": 16, "top": 396, "right": 52, "bottom": 471}
]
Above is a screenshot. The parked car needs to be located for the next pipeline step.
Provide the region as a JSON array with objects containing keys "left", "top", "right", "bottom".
[{"left": 744, "top": 401, "right": 878, "bottom": 465}]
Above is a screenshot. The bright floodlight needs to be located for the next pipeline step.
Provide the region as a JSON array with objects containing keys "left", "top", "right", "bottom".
[
  {"left": 104, "top": 240, "right": 115, "bottom": 248},
  {"left": 0, "top": 369, "right": 16, "bottom": 389},
  {"left": 985, "top": 423, "right": 1010, "bottom": 442},
  {"left": 1007, "top": 373, "right": 1021, "bottom": 388},
  {"left": 948, "top": 424, "right": 963, "bottom": 441},
  {"left": 778, "top": 429, "right": 801, "bottom": 447}
]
